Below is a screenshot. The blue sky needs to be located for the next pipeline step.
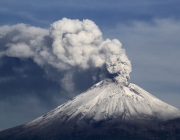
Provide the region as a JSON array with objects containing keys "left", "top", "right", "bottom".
[{"left": 0, "top": 0, "right": 180, "bottom": 130}]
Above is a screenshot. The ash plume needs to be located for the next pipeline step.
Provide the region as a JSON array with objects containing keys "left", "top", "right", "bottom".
[{"left": 0, "top": 18, "right": 131, "bottom": 96}]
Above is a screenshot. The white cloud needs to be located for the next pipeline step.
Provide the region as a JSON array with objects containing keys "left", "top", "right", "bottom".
[
  {"left": 0, "top": 18, "right": 132, "bottom": 93},
  {"left": 6, "top": 43, "right": 34, "bottom": 58}
]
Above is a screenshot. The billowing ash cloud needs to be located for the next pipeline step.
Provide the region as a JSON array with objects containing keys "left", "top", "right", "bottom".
[{"left": 0, "top": 18, "right": 131, "bottom": 96}]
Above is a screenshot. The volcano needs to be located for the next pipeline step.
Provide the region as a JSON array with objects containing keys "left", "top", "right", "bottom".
[
  {"left": 28, "top": 79, "right": 180, "bottom": 124},
  {"left": 0, "top": 78, "right": 180, "bottom": 140}
]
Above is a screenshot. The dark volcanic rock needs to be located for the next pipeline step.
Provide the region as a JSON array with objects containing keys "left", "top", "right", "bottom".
[{"left": 0, "top": 118, "right": 180, "bottom": 140}]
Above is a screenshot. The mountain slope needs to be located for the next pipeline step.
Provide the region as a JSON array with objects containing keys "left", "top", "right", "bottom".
[
  {"left": 27, "top": 78, "right": 180, "bottom": 128},
  {"left": 0, "top": 78, "right": 180, "bottom": 140}
]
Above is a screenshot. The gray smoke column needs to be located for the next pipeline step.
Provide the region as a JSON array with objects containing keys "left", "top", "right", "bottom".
[
  {"left": 49, "top": 18, "right": 131, "bottom": 83},
  {"left": 0, "top": 18, "right": 132, "bottom": 95}
]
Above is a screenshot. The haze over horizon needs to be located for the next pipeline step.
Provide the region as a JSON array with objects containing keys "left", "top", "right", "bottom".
[{"left": 0, "top": 0, "right": 180, "bottom": 131}]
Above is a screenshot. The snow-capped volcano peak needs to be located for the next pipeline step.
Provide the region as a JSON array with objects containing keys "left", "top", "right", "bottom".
[{"left": 27, "top": 79, "right": 180, "bottom": 127}]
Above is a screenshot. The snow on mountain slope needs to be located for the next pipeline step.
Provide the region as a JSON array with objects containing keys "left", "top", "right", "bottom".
[{"left": 27, "top": 79, "right": 180, "bottom": 127}]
